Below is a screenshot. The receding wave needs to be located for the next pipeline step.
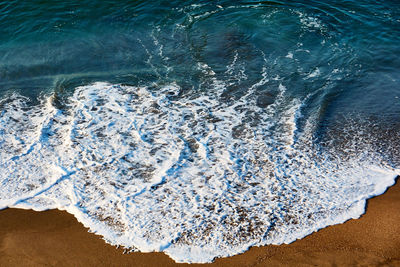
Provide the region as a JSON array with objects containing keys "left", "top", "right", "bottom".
[{"left": 0, "top": 80, "right": 397, "bottom": 263}]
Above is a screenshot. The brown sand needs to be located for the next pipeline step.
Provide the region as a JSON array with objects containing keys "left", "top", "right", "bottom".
[{"left": 0, "top": 178, "right": 399, "bottom": 267}]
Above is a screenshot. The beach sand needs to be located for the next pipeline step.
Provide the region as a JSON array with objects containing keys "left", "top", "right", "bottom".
[{"left": 0, "top": 177, "right": 399, "bottom": 267}]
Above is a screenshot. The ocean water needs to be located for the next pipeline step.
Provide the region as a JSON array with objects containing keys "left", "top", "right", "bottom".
[{"left": 0, "top": 0, "right": 399, "bottom": 263}]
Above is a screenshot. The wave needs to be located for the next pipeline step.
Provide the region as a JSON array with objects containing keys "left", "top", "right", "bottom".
[{"left": 0, "top": 80, "right": 398, "bottom": 263}]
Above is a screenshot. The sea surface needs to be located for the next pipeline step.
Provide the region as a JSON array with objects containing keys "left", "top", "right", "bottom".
[{"left": 0, "top": 0, "right": 399, "bottom": 263}]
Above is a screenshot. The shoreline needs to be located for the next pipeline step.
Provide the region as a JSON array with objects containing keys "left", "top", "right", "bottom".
[{"left": 0, "top": 177, "right": 399, "bottom": 266}]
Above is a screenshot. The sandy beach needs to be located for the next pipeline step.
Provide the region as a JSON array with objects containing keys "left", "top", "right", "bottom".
[{"left": 0, "top": 177, "right": 398, "bottom": 267}]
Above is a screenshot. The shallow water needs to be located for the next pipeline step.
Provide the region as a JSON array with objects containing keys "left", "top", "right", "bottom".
[{"left": 0, "top": 0, "right": 399, "bottom": 263}]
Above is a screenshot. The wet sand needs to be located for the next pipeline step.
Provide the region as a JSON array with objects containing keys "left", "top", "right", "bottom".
[{"left": 0, "top": 177, "right": 399, "bottom": 267}]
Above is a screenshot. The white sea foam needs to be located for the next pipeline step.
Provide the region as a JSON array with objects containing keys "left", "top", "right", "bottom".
[
  {"left": 0, "top": 81, "right": 398, "bottom": 263},
  {"left": 285, "top": 52, "right": 294, "bottom": 59},
  {"left": 306, "top": 67, "right": 321, "bottom": 78},
  {"left": 295, "top": 11, "right": 326, "bottom": 32}
]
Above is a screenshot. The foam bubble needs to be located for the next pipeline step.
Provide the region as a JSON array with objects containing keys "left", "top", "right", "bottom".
[{"left": 0, "top": 81, "right": 398, "bottom": 263}]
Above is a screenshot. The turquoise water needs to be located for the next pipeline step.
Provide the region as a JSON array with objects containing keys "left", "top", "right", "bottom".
[
  {"left": 0, "top": 1, "right": 399, "bottom": 263},
  {"left": 2, "top": 1, "right": 399, "bottom": 113}
]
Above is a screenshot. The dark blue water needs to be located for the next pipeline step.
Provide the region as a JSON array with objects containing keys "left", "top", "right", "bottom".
[{"left": 0, "top": 1, "right": 399, "bottom": 263}]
